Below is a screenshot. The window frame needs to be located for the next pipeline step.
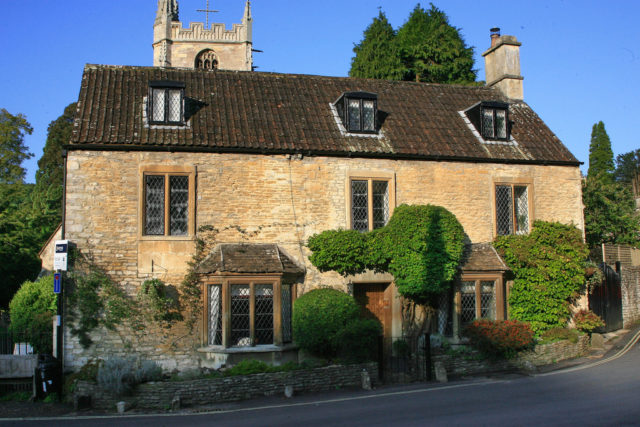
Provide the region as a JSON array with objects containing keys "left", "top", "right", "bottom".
[
  {"left": 493, "top": 180, "right": 533, "bottom": 237},
  {"left": 465, "top": 101, "right": 510, "bottom": 142},
  {"left": 335, "top": 92, "right": 378, "bottom": 134},
  {"left": 346, "top": 171, "right": 395, "bottom": 232},
  {"left": 453, "top": 273, "right": 506, "bottom": 338},
  {"left": 139, "top": 165, "right": 196, "bottom": 240},
  {"left": 148, "top": 80, "right": 185, "bottom": 125},
  {"left": 202, "top": 275, "right": 296, "bottom": 348}
]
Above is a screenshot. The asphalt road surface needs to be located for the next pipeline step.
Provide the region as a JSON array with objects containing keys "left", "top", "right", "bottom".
[{"left": 4, "top": 331, "right": 640, "bottom": 426}]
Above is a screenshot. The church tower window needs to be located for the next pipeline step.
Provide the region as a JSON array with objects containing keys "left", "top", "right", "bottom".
[{"left": 195, "top": 49, "right": 219, "bottom": 70}]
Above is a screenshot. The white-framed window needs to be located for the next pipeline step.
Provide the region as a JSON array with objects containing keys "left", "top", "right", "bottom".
[{"left": 495, "top": 184, "right": 529, "bottom": 235}]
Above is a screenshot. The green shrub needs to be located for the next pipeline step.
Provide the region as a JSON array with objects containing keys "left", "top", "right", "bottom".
[
  {"left": 138, "top": 278, "right": 183, "bottom": 326},
  {"left": 539, "top": 327, "right": 580, "bottom": 344},
  {"left": 225, "top": 359, "right": 271, "bottom": 376},
  {"left": 494, "top": 221, "right": 589, "bottom": 334},
  {"left": 308, "top": 204, "right": 465, "bottom": 305},
  {"left": 335, "top": 317, "right": 382, "bottom": 362},
  {"left": 463, "top": 319, "right": 535, "bottom": 359},
  {"left": 9, "top": 275, "right": 57, "bottom": 354},
  {"left": 292, "top": 288, "right": 360, "bottom": 359},
  {"left": 64, "top": 359, "right": 102, "bottom": 395},
  {"left": 97, "top": 357, "right": 162, "bottom": 396},
  {"left": 573, "top": 309, "right": 605, "bottom": 333}
]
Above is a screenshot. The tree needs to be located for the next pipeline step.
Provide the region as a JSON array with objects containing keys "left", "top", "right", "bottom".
[
  {"left": 349, "top": 10, "right": 404, "bottom": 80},
  {"left": 614, "top": 149, "right": 640, "bottom": 193},
  {"left": 0, "top": 109, "right": 33, "bottom": 184},
  {"left": 587, "top": 121, "right": 615, "bottom": 182},
  {"left": 34, "top": 102, "right": 76, "bottom": 217},
  {"left": 582, "top": 176, "right": 639, "bottom": 248},
  {"left": 394, "top": 4, "right": 477, "bottom": 84}
]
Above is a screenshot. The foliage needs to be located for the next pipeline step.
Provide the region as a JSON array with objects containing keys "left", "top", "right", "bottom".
[
  {"left": 463, "top": 319, "right": 535, "bottom": 359},
  {"left": 308, "top": 204, "right": 465, "bottom": 305},
  {"left": 97, "top": 357, "right": 163, "bottom": 396},
  {"left": 64, "top": 359, "right": 102, "bottom": 395},
  {"left": 0, "top": 183, "right": 42, "bottom": 308},
  {"left": 587, "top": 121, "right": 615, "bottom": 182},
  {"left": 225, "top": 359, "right": 273, "bottom": 376},
  {"left": 394, "top": 4, "right": 476, "bottom": 84},
  {"left": 0, "top": 391, "right": 31, "bottom": 402},
  {"left": 573, "top": 309, "right": 605, "bottom": 333},
  {"left": 292, "top": 288, "right": 360, "bottom": 359},
  {"left": 494, "top": 221, "right": 589, "bottom": 334},
  {"left": 615, "top": 149, "right": 640, "bottom": 187},
  {"left": 335, "top": 317, "right": 382, "bottom": 363},
  {"left": 8, "top": 275, "right": 57, "bottom": 354},
  {"left": 392, "top": 338, "right": 410, "bottom": 357},
  {"left": 349, "top": 11, "right": 404, "bottom": 80},
  {"left": 349, "top": 4, "right": 477, "bottom": 84},
  {"left": 138, "top": 279, "right": 183, "bottom": 327},
  {"left": 539, "top": 327, "right": 580, "bottom": 344},
  {"left": 584, "top": 260, "right": 605, "bottom": 293},
  {"left": 0, "top": 108, "right": 33, "bottom": 184},
  {"left": 582, "top": 175, "right": 640, "bottom": 248}
]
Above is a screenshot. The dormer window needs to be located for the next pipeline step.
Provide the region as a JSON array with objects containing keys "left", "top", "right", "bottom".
[
  {"left": 148, "top": 80, "right": 185, "bottom": 125},
  {"left": 466, "top": 101, "right": 510, "bottom": 141},
  {"left": 335, "top": 92, "right": 377, "bottom": 133}
]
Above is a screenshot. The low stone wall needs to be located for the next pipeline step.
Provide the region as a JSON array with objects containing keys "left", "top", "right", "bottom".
[
  {"left": 74, "top": 362, "right": 378, "bottom": 410},
  {"left": 621, "top": 266, "right": 640, "bottom": 327},
  {"left": 433, "top": 334, "right": 590, "bottom": 378}
]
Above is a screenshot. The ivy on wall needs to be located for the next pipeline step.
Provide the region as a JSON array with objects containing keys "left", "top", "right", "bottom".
[{"left": 493, "top": 221, "right": 589, "bottom": 335}]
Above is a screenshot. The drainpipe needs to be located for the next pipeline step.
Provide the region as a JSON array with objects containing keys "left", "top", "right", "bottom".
[{"left": 58, "top": 150, "right": 68, "bottom": 371}]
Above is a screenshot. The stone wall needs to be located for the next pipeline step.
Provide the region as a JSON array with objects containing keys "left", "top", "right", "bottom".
[
  {"left": 621, "top": 267, "right": 640, "bottom": 327},
  {"left": 63, "top": 150, "right": 583, "bottom": 370},
  {"left": 74, "top": 362, "right": 378, "bottom": 410}
]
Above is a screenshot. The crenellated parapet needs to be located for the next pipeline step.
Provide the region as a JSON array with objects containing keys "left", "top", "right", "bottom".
[{"left": 170, "top": 21, "right": 249, "bottom": 43}]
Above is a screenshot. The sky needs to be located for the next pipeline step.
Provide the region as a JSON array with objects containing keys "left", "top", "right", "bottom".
[{"left": 1, "top": 0, "right": 639, "bottom": 183}]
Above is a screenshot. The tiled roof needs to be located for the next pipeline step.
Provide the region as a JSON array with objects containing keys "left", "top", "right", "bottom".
[
  {"left": 461, "top": 243, "right": 509, "bottom": 272},
  {"left": 196, "top": 243, "right": 305, "bottom": 275},
  {"left": 70, "top": 64, "right": 579, "bottom": 165}
]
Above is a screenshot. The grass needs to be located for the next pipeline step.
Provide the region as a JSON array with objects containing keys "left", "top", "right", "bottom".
[{"left": 0, "top": 391, "right": 31, "bottom": 402}]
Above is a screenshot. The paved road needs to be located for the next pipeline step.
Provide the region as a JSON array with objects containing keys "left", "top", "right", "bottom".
[{"left": 4, "top": 331, "right": 640, "bottom": 426}]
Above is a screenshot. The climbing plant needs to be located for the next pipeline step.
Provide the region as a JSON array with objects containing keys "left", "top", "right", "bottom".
[{"left": 493, "top": 221, "right": 589, "bottom": 335}]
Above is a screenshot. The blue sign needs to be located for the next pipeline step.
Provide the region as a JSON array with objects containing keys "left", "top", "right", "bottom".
[{"left": 53, "top": 273, "right": 61, "bottom": 294}]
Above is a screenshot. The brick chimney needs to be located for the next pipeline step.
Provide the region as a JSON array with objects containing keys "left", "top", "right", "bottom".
[{"left": 482, "top": 28, "right": 523, "bottom": 100}]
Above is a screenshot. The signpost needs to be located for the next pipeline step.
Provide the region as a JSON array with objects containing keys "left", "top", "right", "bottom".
[
  {"left": 53, "top": 273, "right": 61, "bottom": 294},
  {"left": 54, "top": 240, "right": 69, "bottom": 271}
]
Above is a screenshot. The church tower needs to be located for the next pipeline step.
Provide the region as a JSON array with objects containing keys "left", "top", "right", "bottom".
[{"left": 153, "top": 0, "right": 253, "bottom": 71}]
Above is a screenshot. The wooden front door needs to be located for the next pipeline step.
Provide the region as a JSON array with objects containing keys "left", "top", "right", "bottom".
[{"left": 353, "top": 283, "right": 392, "bottom": 370}]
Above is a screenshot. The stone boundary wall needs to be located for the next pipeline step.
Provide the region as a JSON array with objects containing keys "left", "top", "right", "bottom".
[
  {"left": 433, "top": 334, "right": 589, "bottom": 378},
  {"left": 621, "top": 267, "right": 640, "bottom": 327},
  {"left": 74, "top": 362, "right": 378, "bottom": 410}
]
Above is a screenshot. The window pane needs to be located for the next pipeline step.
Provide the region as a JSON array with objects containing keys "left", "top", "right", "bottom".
[
  {"left": 348, "top": 99, "right": 361, "bottom": 131},
  {"left": 495, "top": 185, "right": 513, "bottom": 235},
  {"left": 231, "top": 285, "right": 250, "bottom": 347},
  {"left": 362, "top": 100, "right": 375, "bottom": 131},
  {"left": 480, "top": 281, "right": 496, "bottom": 319},
  {"left": 282, "top": 284, "right": 292, "bottom": 343},
  {"left": 145, "top": 175, "right": 165, "bottom": 235},
  {"left": 351, "top": 180, "right": 369, "bottom": 231},
  {"left": 208, "top": 285, "right": 222, "bottom": 345},
  {"left": 372, "top": 180, "right": 389, "bottom": 229},
  {"left": 168, "top": 90, "right": 182, "bottom": 122},
  {"left": 460, "top": 281, "right": 476, "bottom": 326},
  {"left": 255, "top": 284, "right": 274, "bottom": 345},
  {"left": 514, "top": 186, "right": 529, "bottom": 235},
  {"left": 169, "top": 175, "right": 189, "bottom": 236},
  {"left": 495, "top": 109, "right": 507, "bottom": 139},
  {"left": 482, "top": 108, "right": 495, "bottom": 139},
  {"left": 152, "top": 89, "right": 166, "bottom": 122}
]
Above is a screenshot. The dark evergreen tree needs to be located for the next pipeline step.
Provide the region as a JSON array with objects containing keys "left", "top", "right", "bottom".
[
  {"left": 615, "top": 149, "right": 640, "bottom": 193},
  {"left": 349, "top": 11, "right": 404, "bottom": 80},
  {"left": 0, "top": 109, "right": 33, "bottom": 184},
  {"left": 587, "top": 121, "right": 615, "bottom": 181},
  {"left": 394, "top": 4, "right": 477, "bottom": 84}
]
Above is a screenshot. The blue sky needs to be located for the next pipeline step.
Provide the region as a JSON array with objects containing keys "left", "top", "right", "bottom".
[{"left": 2, "top": 0, "right": 638, "bottom": 182}]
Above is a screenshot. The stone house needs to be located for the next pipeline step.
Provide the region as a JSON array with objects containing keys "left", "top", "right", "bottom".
[{"left": 55, "top": 1, "right": 584, "bottom": 372}]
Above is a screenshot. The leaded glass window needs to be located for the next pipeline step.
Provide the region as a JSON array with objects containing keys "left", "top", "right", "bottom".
[
  {"left": 231, "top": 285, "right": 251, "bottom": 347},
  {"left": 496, "top": 184, "right": 529, "bottom": 235},
  {"left": 460, "top": 281, "right": 476, "bottom": 327},
  {"left": 282, "top": 284, "right": 292, "bottom": 343},
  {"left": 335, "top": 92, "right": 377, "bottom": 134},
  {"left": 363, "top": 100, "right": 375, "bottom": 131},
  {"left": 457, "top": 279, "right": 497, "bottom": 330},
  {"left": 208, "top": 285, "right": 222, "bottom": 345},
  {"left": 348, "top": 99, "right": 361, "bottom": 131},
  {"left": 148, "top": 81, "right": 185, "bottom": 125},
  {"left": 143, "top": 173, "right": 190, "bottom": 236},
  {"left": 481, "top": 107, "right": 508, "bottom": 140},
  {"left": 254, "top": 284, "right": 274, "bottom": 345},
  {"left": 351, "top": 178, "right": 390, "bottom": 232}
]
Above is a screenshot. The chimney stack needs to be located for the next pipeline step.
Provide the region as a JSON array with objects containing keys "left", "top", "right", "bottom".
[{"left": 482, "top": 28, "right": 523, "bottom": 100}]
